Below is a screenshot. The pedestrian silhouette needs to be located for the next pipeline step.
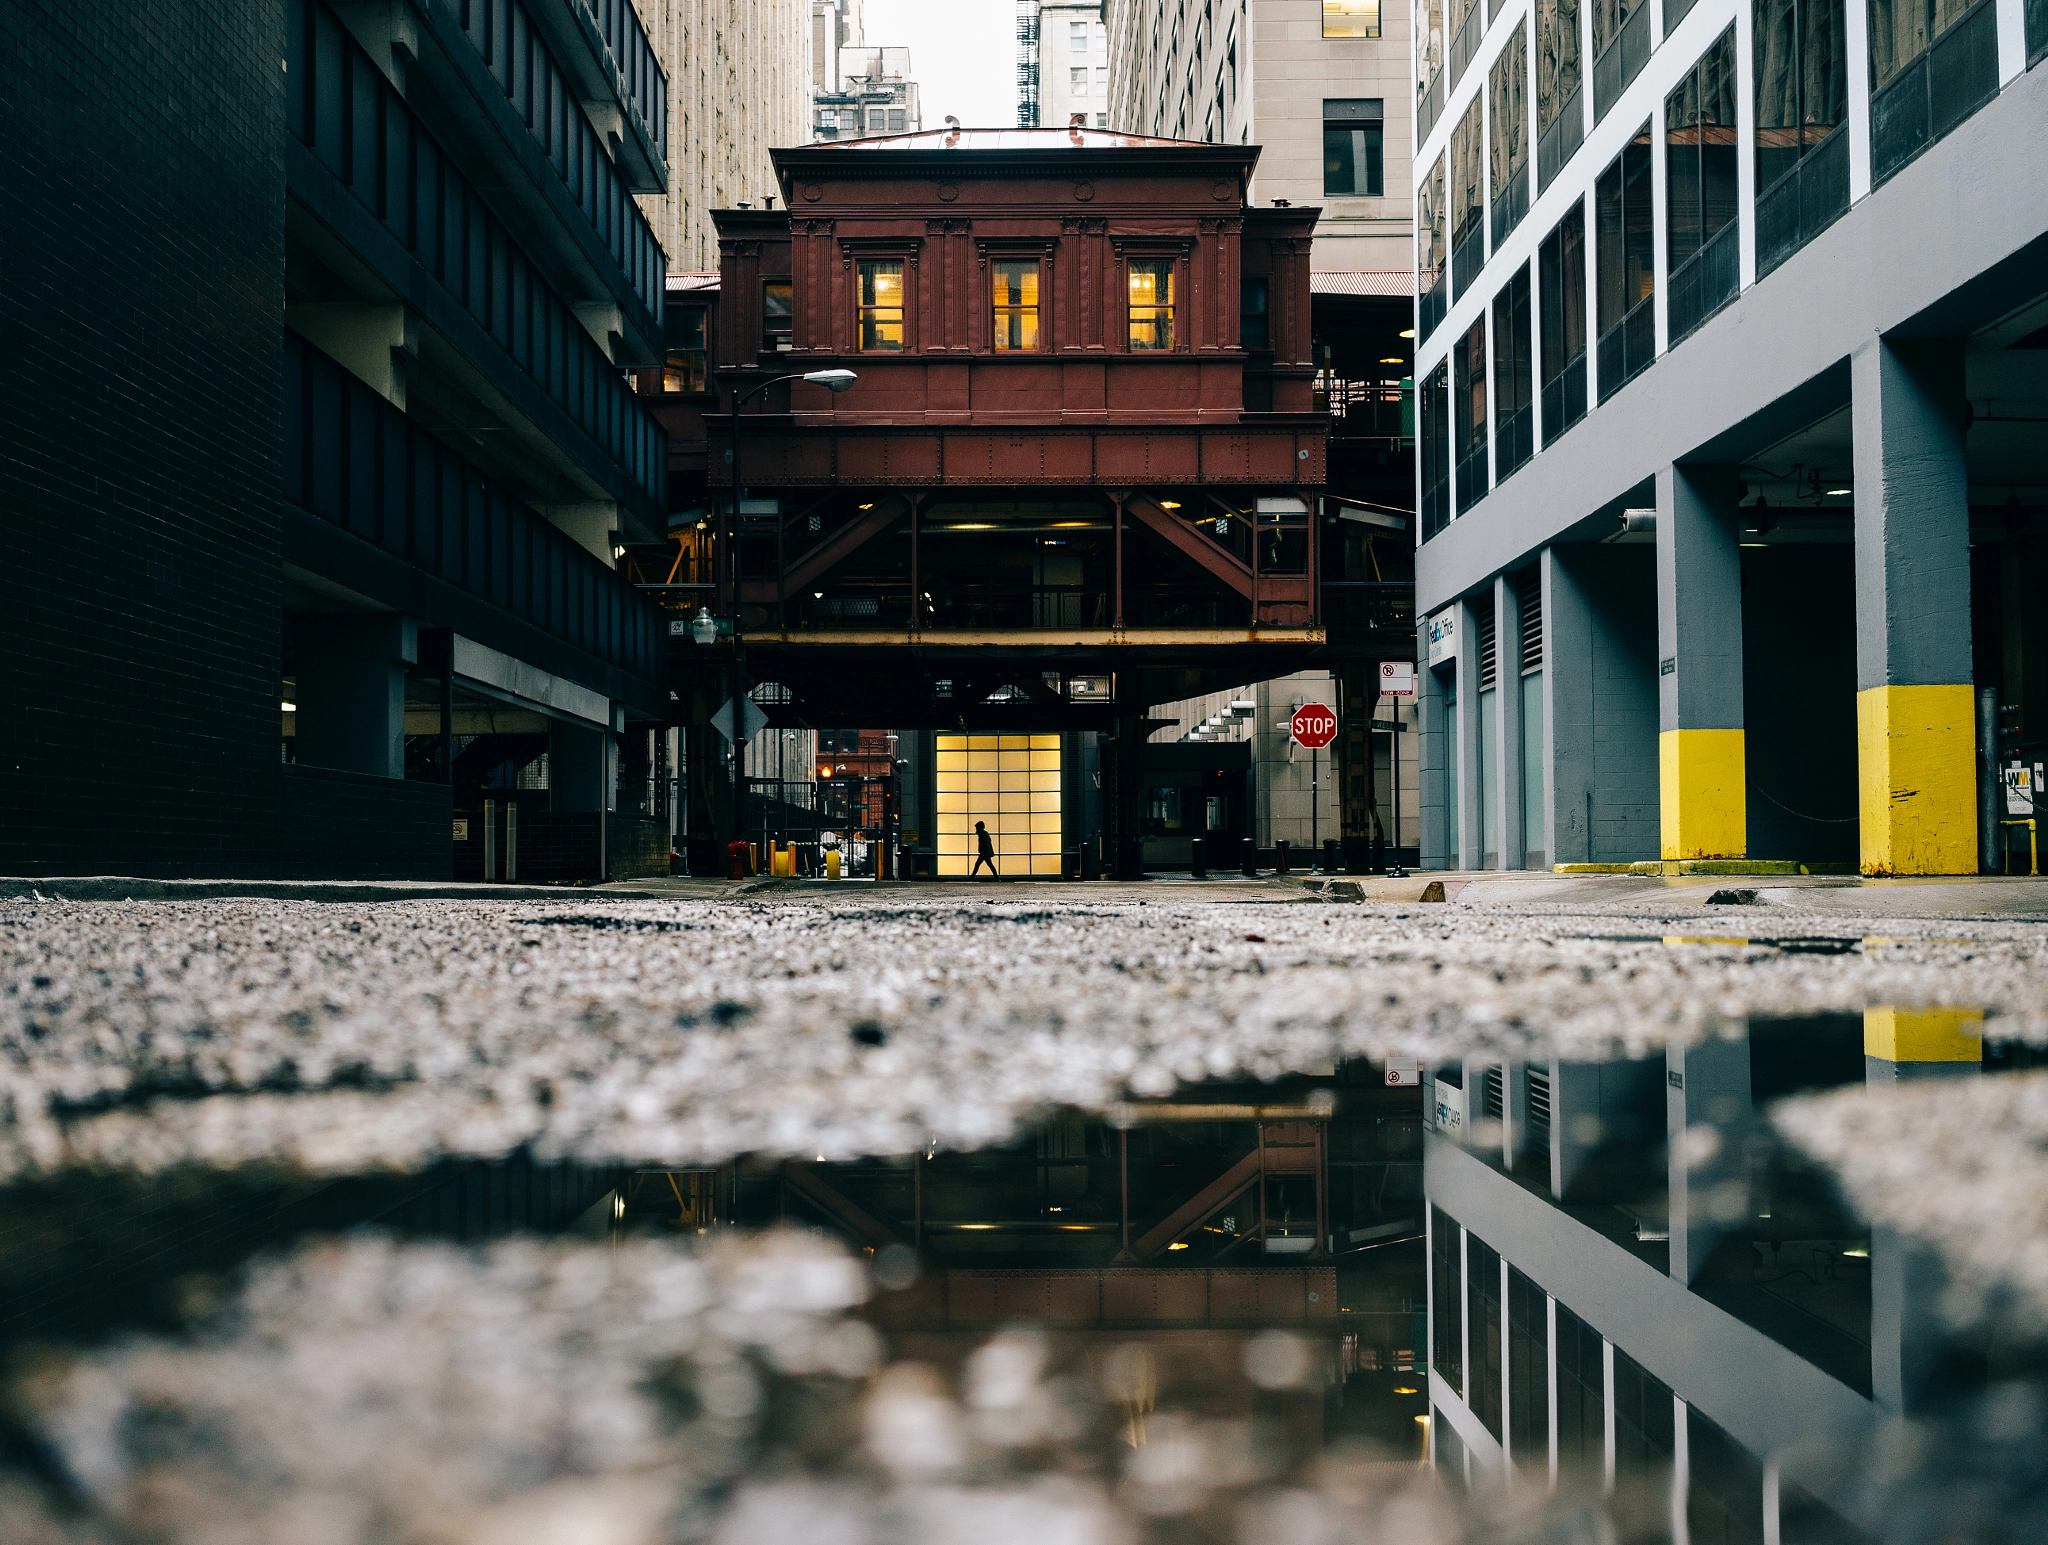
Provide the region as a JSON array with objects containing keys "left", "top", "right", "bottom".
[{"left": 972, "top": 820, "right": 998, "bottom": 878}]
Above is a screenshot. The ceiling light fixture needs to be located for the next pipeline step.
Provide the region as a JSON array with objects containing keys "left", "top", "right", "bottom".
[
  {"left": 1398, "top": 328, "right": 1415, "bottom": 339},
  {"left": 1380, "top": 356, "right": 1404, "bottom": 364},
  {"left": 1166, "top": 1240, "right": 1190, "bottom": 1250},
  {"left": 280, "top": 700, "right": 297, "bottom": 712},
  {"left": 1825, "top": 487, "right": 1851, "bottom": 496}
]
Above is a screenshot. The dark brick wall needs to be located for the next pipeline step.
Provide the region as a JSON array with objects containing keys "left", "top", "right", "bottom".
[
  {"left": 0, "top": 0, "right": 286, "bottom": 876},
  {"left": 607, "top": 813, "right": 669, "bottom": 879},
  {"left": 279, "top": 764, "right": 452, "bottom": 880}
]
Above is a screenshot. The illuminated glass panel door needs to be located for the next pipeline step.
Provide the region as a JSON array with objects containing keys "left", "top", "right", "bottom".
[{"left": 935, "top": 734, "right": 1063, "bottom": 876}]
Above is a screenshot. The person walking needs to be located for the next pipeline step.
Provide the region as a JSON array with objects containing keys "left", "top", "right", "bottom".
[{"left": 971, "top": 820, "right": 999, "bottom": 879}]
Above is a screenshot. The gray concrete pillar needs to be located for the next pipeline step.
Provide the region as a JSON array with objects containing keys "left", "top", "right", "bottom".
[
  {"left": 1544, "top": 546, "right": 1660, "bottom": 864},
  {"left": 1851, "top": 336, "right": 1977, "bottom": 874},
  {"left": 1542, "top": 547, "right": 1592, "bottom": 865},
  {"left": 1666, "top": 1030, "right": 1753, "bottom": 1285},
  {"left": 293, "top": 613, "right": 417, "bottom": 778},
  {"left": 1418, "top": 617, "right": 1453, "bottom": 869},
  {"left": 1457, "top": 593, "right": 1486, "bottom": 871},
  {"left": 1655, "top": 463, "right": 1747, "bottom": 859},
  {"left": 1495, "top": 573, "right": 1527, "bottom": 870}
]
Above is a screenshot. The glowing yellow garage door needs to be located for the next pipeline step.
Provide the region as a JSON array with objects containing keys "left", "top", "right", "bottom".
[{"left": 936, "top": 734, "right": 1063, "bottom": 876}]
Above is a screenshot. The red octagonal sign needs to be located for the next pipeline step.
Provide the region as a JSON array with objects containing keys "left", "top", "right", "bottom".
[{"left": 1290, "top": 702, "right": 1337, "bottom": 750}]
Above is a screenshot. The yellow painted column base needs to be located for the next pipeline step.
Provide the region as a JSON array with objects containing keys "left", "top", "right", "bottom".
[
  {"left": 1856, "top": 685, "right": 1978, "bottom": 875},
  {"left": 1864, "top": 1007, "right": 1984, "bottom": 1062},
  {"left": 1659, "top": 728, "right": 1747, "bottom": 860}
]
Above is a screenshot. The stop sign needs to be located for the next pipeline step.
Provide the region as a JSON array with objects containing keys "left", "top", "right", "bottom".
[{"left": 1290, "top": 702, "right": 1337, "bottom": 749}]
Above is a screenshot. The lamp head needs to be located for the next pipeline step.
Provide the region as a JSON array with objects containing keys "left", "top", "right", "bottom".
[
  {"left": 689, "top": 606, "right": 718, "bottom": 646},
  {"left": 802, "top": 369, "right": 858, "bottom": 393}
]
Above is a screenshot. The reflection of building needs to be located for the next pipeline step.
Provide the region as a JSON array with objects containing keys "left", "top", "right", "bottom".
[
  {"left": 1420, "top": 1011, "right": 2015, "bottom": 1526},
  {"left": 1408, "top": 0, "right": 2048, "bottom": 877},
  {"left": 813, "top": 45, "right": 923, "bottom": 139},
  {"left": 1106, "top": 0, "right": 1415, "bottom": 271},
  {"left": 635, "top": 0, "right": 814, "bottom": 271},
  {"left": 1037, "top": 0, "right": 1114, "bottom": 129}
]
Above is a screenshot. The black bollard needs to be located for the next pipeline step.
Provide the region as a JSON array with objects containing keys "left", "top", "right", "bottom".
[
  {"left": 1275, "top": 839, "right": 1290, "bottom": 875},
  {"left": 1191, "top": 837, "right": 1207, "bottom": 879},
  {"left": 1323, "top": 838, "right": 1339, "bottom": 873},
  {"left": 1241, "top": 837, "right": 1257, "bottom": 876}
]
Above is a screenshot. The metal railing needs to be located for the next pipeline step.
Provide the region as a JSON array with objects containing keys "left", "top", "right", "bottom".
[
  {"left": 1316, "top": 378, "right": 1412, "bottom": 441},
  {"left": 1419, "top": 269, "right": 1449, "bottom": 342},
  {"left": 1667, "top": 218, "right": 1739, "bottom": 344},
  {"left": 1595, "top": 291, "right": 1656, "bottom": 400},
  {"left": 1322, "top": 582, "right": 1417, "bottom": 635},
  {"left": 1537, "top": 89, "right": 1585, "bottom": 192},
  {"left": 1494, "top": 403, "right": 1533, "bottom": 482},
  {"left": 1539, "top": 353, "right": 1587, "bottom": 448},
  {"left": 1451, "top": 224, "right": 1485, "bottom": 301},
  {"left": 1755, "top": 126, "right": 1849, "bottom": 279},
  {"left": 289, "top": 2, "right": 667, "bottom": 506},
  {"left": 1870, "top": 0, "right": 1999, "bottom": 187},
  {"left": 1490, "top": 159, "right": 1529, "bottom": 250},
  {"left": 1592, "top": 3, "right": 1650, "bottom": 125},
  {"left": 1448, "top": 0, "right": 1485, "bottom": 93}
]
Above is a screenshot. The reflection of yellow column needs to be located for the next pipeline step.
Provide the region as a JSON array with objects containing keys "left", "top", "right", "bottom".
[
  {"left": 1659, "top": 728, "right": 1746, "bottom": 859},
  {"left": 1856, "top": 687, "right": 1977, "bottom": 875},
  {"left": 1864, "top": 1006, "right": 1982, "bottom": 1081}
]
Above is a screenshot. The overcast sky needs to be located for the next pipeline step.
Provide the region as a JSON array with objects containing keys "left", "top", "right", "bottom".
[{"left": 862, "top": 0, "right": 1017, "bottom": 130}]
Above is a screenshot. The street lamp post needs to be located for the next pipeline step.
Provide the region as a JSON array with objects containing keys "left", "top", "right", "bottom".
[{"left": 723, "top": 368, "right": 857, "bottom": 857}]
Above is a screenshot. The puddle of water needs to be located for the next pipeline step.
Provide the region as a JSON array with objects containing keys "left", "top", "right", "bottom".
[{"left": 7, "top": 902, "right": 2048, "bottom": 1541}]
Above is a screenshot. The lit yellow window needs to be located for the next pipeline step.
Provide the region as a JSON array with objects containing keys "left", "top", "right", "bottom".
[
  {"left": 934, "top": 733, "right": 1064, "bottom": 876},
  {"left": 858, "top": 260, "right": 904, "bottom": 351},
  {"left": 993, "top": 260, "right": 1040, "bottom": 350},
  {"left": 1128, "top": 259, "right": 1175, "bottom": 350},
  {"left": 1322, "top": 0, "right": 1380, "bottom": 37}
]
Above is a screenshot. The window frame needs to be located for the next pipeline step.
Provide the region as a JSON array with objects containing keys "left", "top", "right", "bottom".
[
  {"left": 761, "top": 281, "right": 793, "bottom": 353},
  {"left": 855, "top": 258, "right": 907, "bottom": 352},
  {"left": 1323, "top": 0, "right": 1384, "bottom": 36},
  {"left": 1322, "top": 99, "right": 1386, "bottom": 196},
  {"left": 661, "top": 303, "right": 709, "bottom": 393},
  {"left": 1122, "top": 250, "right": 1185, "bottom": 352},
  {"left": 990, "top": 257, "right": 1045, "bottom": 352},
  {"left": 1240, "top": 276, "right": 1271, "bottom": 350}
]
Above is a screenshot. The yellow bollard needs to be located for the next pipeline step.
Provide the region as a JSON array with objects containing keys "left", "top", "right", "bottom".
[{"left": 826, "top": 848, "right": 842, "bottom": 880}]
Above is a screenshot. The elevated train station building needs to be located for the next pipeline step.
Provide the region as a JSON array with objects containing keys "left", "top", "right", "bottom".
[{"left": 648, "top": 128, "right": 1418, "bottom": 877}]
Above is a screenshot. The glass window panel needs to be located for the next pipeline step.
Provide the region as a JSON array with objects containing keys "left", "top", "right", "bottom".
[
  {"left": 1030, "top": 734, "right": 1061, "bottom": 749},
  {"left": 1241, "top": 277, "right": 1270, "bottom": 348},
  {"left": 1030, "top": 769, "right": 1062, "bottom": 790},
  {"left": 937, "top": 750, "right": 967, "bottom": 770},
  {"left": 1000, "top": 735, "right": 1031, "bottom": 750},
  {"left": 762, "top": 281, "right": 793, "bottom": 350},
  {"left": 1491, "top": 23, "right": 1530, "bottom": 197},
  {"left": 936, "top": 812, "right": 971, "bottom": 832},
  {"left": 1323, "top": 0, "right": 1383, "bottom": 35},
  {"left": 968, "top": 770, "right": 998, "bottom": 791},
  {"left": 1129, "top": 258, "right": 1176, "bottom": 350},
  {"left": 993, "top": 260, "right": 1041, "bottom": 350},
  {"left": 967, "top": 735, "right": 998, "bottom": 749},
  {"left": 967, "top": 750, "right": 998, "bottom": 769},
  {"left": 998, "top": 770, "right": 1030, "bottom": 789},
  {"left": 1031, "top": 855, "right": 1062, "bottom": 874},
  {"left": 1419, "top": 155, "right": 1447, "bottom": 274},
  {"left": 936, "top": 790, "right": 967, "bottom": 811},
  {"left": 939, "top": 735, "right": 969, "bottom": 751},
  {"left": 1537, "top": 0, "right": 1582, "bottom": 132},
  {"left": 1592, "top": 0, "right": 1639, "bottom": 57},
  {"left": 1324, "top": 126, "right": 1357, "bottom": 193},
  {"left": 937, "top": 853, "right": 969, "bottom": 875},
  {"left": 857, "top": 260, "right": 905, "bottom": 351},
  {"left": 1450, "top": 99, "right": 1484, "bottom": 251},
  {"left": 1030, "top": 790, "right": 1062, "bottom": 811},
  {"left": 1028, "top": 749, "right": 1061, "bottom": 769}
]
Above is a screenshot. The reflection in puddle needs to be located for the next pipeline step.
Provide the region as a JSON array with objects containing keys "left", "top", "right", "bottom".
[{"left": 7, "top": 890, "right": 2048, "bottom": 1541}]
